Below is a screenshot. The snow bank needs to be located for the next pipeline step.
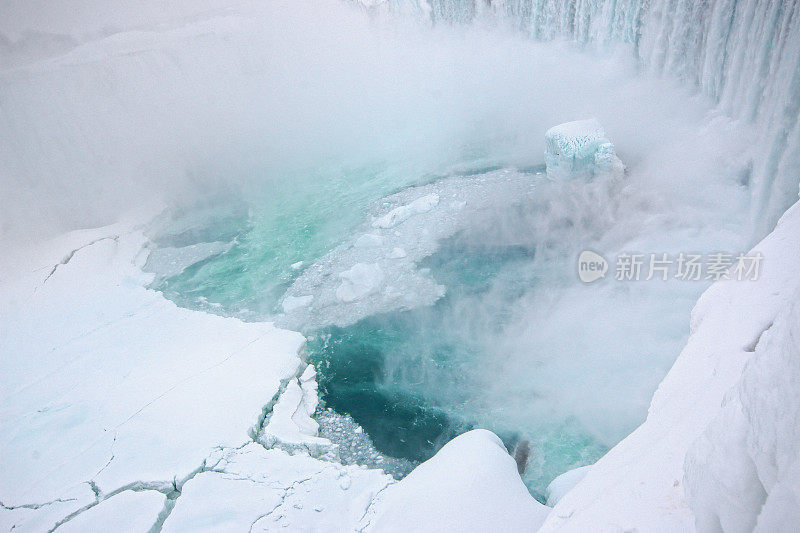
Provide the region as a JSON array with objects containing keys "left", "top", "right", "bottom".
[
  {"left": 0, "top": 213, "right": 306, "bottom": 531},
  {"left": 540, "top": 201, "right": 800, "bottom": 531},
  {"left": 361, "top": 429, "right": 550, "bottom": 532}
]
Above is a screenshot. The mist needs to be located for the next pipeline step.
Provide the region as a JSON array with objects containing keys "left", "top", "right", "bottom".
[{"left": 0, "top": 0, "right": 745, "bottom": 245}]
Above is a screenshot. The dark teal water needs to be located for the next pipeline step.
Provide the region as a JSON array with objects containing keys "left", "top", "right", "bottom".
[{"left": 307, "top": 238, "right": 540, "bottom": 463}]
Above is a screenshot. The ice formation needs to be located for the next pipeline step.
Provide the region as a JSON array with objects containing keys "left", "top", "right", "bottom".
[
  {"left": 544, "top": 119, "right": 624, "bottom": 180},
  {"left": 361, "top": 430, "right": 550, "bottom": 532},
  {"left": 539, "top": 202, "right": 800, "bottom": 532}
]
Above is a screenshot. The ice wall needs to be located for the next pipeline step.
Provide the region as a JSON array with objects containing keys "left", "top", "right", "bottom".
[{"left": 380, "top": 0, "right": 800, "bottom": 240}]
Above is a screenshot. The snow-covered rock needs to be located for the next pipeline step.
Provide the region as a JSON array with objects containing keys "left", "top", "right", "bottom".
[
  {"left": 540, "top": 202, "right": 800, "bottom": 532},
  {"left": 545, "top": 119, "right": 624, "bottom": 180},
  {"left": 684, "top": 287, "right": 800, "bottom": 532},
  {"left": 361, "top": 429, "right": 550, "bottom": 532}
]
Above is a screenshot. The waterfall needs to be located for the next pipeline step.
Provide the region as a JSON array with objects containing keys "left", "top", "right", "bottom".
[{"left": 377, "top": 0, "right": 800, "bottom": 240}]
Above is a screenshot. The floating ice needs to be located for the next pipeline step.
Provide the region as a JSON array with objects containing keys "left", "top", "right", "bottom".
[
  {"left": 336, "top": 263, "right": 385, "bottom": 302},
  {"left": 387, "top": 247, "right": 407, "bottom": 259},
  {"left": 355, "top": 233, "right": 384, "bottom": 248},
  {"left": 372, "top": 193, "right": 439, "bottom": 228},
  {"left": 282, "top": 294, "right": 313, "bottom": 312},
  {"left": 260, "top": 364, "right": 331, "bottom": 455},
  {"left": 277, "top": 170, "right": 534, "bottom": 330},
  {"left": 545, "top": 119, "right": 624, "bottom": 180}
]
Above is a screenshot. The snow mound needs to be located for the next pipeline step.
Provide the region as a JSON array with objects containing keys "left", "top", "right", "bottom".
[
  {"left": 545, "top": 119, "right": 624, "bottom": 180},
  {"left": 361, "top": 429, "right": 550, "bottom": 532}
]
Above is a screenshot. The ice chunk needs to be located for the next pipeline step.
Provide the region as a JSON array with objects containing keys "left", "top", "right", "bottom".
[
  {"left": 355, "top": 233, "right": 384, "bottom": 248},
  {"left": 282, "top": 294, "right": 313, "bottom": 312},
  {"left": 260, "top": 367, "right": 330, "bottom": 454},
  {"left": 387, "top": 247, "right": 407, "bottom": 259},
  {"left": 545, "top": 119, "right": 624, "bottom": 180},
  {"left": 372, "top": 193, "right": 439, "bottom": 228},
  {"left": 335, "top": 263, "right": 384, "bottom": 302}
]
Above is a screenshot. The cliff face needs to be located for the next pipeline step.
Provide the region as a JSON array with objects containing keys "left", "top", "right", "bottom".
[{"left": 539, "top": 201, "right": 800, "bottom": 531}]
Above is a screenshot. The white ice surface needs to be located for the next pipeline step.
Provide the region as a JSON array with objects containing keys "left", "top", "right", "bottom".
[
  {"left": 362, "top": 429, "right": 550, "bottom": 532},
  {"left": 161, "top": 442, "right": 393, "bottom": 532},
  {"left": 541, "top": 201, "right": 800, "bottom": 532},
  {"left": 57, "top": 490, "right": 165, "bottom": 533},
  {"left": 260, "top": 365, "right": 332, "bottom": 455},
  {"left": 0, "top": 211, "right": 306, "bottom": 530},
  {"left": 0, "top": 209, "right": 555, "bottom": 532}
]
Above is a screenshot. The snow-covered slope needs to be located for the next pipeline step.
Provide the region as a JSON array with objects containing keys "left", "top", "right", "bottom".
[{"left": 540, "top": 201, "right": 800, "bottom": 531}]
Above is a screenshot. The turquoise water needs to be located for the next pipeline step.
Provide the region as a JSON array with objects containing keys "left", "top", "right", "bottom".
[
  {"left": 306, "top": 236, "right": 607, "bottom": 499},
  {"left": 156, "top": 164, "right": 420, "bottom": 316}
]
